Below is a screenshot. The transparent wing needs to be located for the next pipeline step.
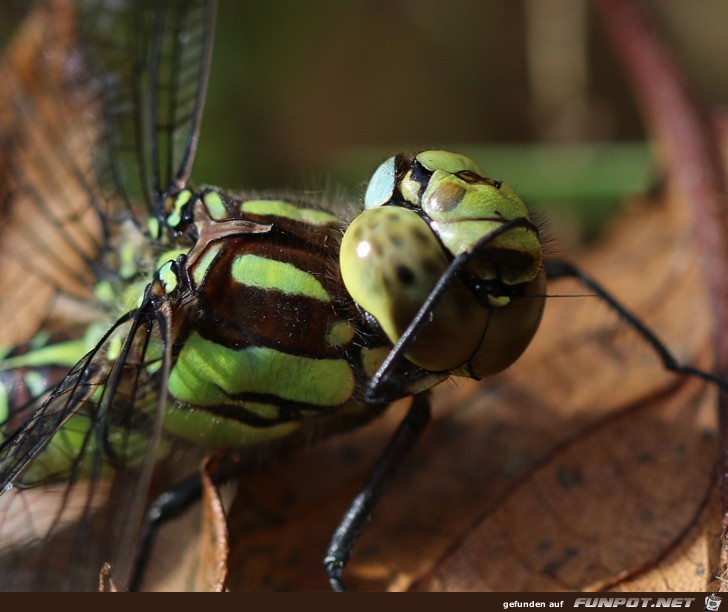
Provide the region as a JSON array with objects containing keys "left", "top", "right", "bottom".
[
  {"left": 0, "top": 1, "right": 215, "bottom": 345},
  {"left": 81, "top": 0, "right": 216, "bottom": 222},
  {"left": 0, "top": 302, "right": 173, "bottom": 591},
  {"left": 0, "top": 0, "right": 215, "bottom": 590}
]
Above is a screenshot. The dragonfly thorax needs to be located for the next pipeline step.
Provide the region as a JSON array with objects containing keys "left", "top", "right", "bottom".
[{"left": 139, "top": 189, "right": 399, "bottom": 449}]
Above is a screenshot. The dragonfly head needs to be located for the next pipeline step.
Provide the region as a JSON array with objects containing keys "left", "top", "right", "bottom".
[{"left": 340, "top": 150, "right": 545, "bottom": 379}]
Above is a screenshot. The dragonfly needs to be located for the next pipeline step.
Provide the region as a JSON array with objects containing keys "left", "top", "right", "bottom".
[{"left": 0, "top": 0, "right": 725, "bottom": 592}]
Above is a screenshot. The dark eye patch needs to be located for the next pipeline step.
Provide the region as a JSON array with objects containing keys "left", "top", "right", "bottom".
[{"left": 455, "top": 170, "right": 502, "bottom": 189}]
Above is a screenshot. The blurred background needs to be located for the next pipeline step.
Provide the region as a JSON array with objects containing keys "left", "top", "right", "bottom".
[{"left": 2, "top": 0, "right": 727, "bottom": 242}]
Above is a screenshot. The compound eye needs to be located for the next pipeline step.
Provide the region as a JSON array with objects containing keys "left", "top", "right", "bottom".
[
  {"left": 340, "top": 206, "right": 488, "bottom": 372},
  {"left": 364, "top": 156, "right": 397, "bottom": 209},
  {"left": 469, "top": 269, "right": 546, "bottom": 378}
]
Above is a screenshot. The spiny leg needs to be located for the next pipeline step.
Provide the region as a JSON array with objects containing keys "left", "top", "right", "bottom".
[
  {"left": 127, "top": 473, "right": 203, "bottom": 591},
  {"left": 324, "top": 392, "right": 432, "bottom": 591},
  {"left": 128, "top": 455, "right": 241, "bottom": 591},
  {"left": 545, "top": 259, "right": 728, "bottom": 391}
]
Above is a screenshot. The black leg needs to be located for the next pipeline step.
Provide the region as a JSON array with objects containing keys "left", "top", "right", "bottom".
[
  {"left": 545, "top": 259, "right": 728, "bottom": 391},
  {"left": 128, "top": 472, "right": 203, "bottom": 591},
  {"left": 128, "top": 454, "right": 241, "bottom": 591},
  {"left": 324, "top": 392, "right": 432, "bottom": 591}
]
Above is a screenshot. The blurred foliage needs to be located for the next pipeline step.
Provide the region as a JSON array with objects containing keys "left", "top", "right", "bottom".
[
  {"left": 194, "top": 1, "right": 725, "bottom": 194},
  {"left": 1, "top": 0, "right": 726, "bottom": 236}
]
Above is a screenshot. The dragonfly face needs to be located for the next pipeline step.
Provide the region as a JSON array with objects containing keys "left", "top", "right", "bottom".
[
  {"left": 341, "top": 151, "right": 545, "bottom": 377},
  {"left": 0, "top": 0, "right": 722, "bottom": 593}
]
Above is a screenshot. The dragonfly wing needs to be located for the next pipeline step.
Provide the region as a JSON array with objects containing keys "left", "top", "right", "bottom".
[
  {"left": 0, "top": 0, "right": 215, "bottom": 589},
  {"left": 0, "top": 302, "right": 175, "bottom": 591},
  {"left": 0, "top": 0, "right": 216, "bottom": 346},
  {"left": 80, "top": 0, "right": 216, "bottom": 219}
]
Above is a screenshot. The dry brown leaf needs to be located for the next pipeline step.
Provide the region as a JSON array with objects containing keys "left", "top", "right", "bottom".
[
  {"left": 99, "top": 562, "right": 127, "bottom": 592},
  {"left": 193, "top": 457, "right": 230, "bottom": 592},
  {"left": 0, "top": 0, "right": 104, "bottom": 345}
]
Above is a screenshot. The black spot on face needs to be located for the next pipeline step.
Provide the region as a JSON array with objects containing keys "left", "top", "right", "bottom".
[
  {"left": 370, "top": 238, "right": 384, "bottom": 257},
  {"left": 396, "top": 264, "right": 415, "bottom": 285},
  {"left": 389, "top": 234, "right": 404, "bottom": 248},
  {"left": 421, "top": 257, "right": 441, "bottom": 277},
  {"left": 413, "top": 227, "right": 432, "bottom": 245},
  {"left": 384, "top": 209, "right": 400, "bottom": 222},
  {"left": 455, "top": 170, "right": 503, "bottom": 189}
]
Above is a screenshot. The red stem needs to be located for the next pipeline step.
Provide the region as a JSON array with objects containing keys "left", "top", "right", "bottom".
[{"left": 594, "top": 0, "right": 728, "bottom": 581}]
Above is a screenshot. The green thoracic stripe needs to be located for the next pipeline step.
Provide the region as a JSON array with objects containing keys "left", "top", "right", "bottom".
[
  {"left": 240, "top": 199, "right": 339, "bottom": 226},
  {"left": 231, "top": 253, "right": 330, "bottom": 301},
  {"left": 168, "top": 332, "right": 355, "bottom": 409},
  {"left": 158, "top": 261, "right": 178, "bottom": 293},
  {"left": 203, "top": 191, "right": 228, "bottom": 220},
  {"left": 192, "top": 242, "right": 222, "bottom": 286}
]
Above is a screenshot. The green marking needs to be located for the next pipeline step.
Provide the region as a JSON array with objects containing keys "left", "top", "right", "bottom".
[
  {"left": 244, "top": 401, "right": 281, "bottom": 420},
  {"left": 23, "top": 370, "right": 46, "bottom": 399},
  {"left": 231, "top": 254, "right": 330, "bottom": 301},
  {"left": 143, "top": 341, "right": 164, "bottom": 375},
  {"left": 147, "top": 216, "right": 160, "bottom": 239},
  {"left": 106, "top": 332, "right": 124, "bottom": 362},
  {"left": 416, "top": 150, "right": 483, "bottom": 175},
  {"left": 166, "top": 189, "right": 192, "bottom": 227},
  {"left": 326, "top": 321, "right": 355, "bottom": 348},
  {"left": 163, "top": 405, "right": 299, "bottom": 448},
  {"left": 399, "top": 170, "right": 422, "bottom": 206},
  {"left": 192, "top": 243, "right": 222, "bottom": 287},
  {"left": 94, "top": 280, "right": 115, "bottom": 305},
  {"left": 21, "top": 414, "right": 93, "bottom": 483},
  {"left": 169, "top": 333, "right": 354, "bottom": 409},
  {"left": 203, "top": 191, "right": 227, "bottom": 220},
  {"left": 1, "top": 339, "right": 87, "bottom": 370},
  {"left": 361, "top": 347, "right": 391, "bottom": 378},
  {"left": 158, "top": 261, "right": 178, "bottom": 293},
  {"left": 156, "top": 248, "right": 188, "bottom": 270},
  {"left": 0, "top": 383, "right": 8, "bottom": 426},
  {"left": 119, "top": 278, "right": 150, "bottom": 312},
  {"left": 240, "top": 199, "right": 338, "bottom": 226},
  {"left": 119, "top": 240, "right": 139, "bottom": 280},
  {"left": 20, "top": 412, "right": 159, "bottom": 485}
]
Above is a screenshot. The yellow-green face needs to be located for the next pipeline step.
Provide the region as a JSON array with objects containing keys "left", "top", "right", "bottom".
[{"left": 340, "top": 150, "right": 545, "bottom": 378}]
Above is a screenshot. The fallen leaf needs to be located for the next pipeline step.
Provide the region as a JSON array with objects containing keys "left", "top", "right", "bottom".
[{"left": 194, "top": 457, "right": 230, "bottom": 592}]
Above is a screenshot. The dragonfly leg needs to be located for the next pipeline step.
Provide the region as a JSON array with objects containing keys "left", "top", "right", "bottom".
[
  {"left": 128, "top": 472, "right": 203, "bottom": 591},
  {"left": 545, "top": 259, "right": 728, "bottom": 390},
  {"left": 128, "top": 454, "right": 241, "bottom": 591},
  {"left": 324, "top": 391, "right": 431, "bottom": 591}
]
